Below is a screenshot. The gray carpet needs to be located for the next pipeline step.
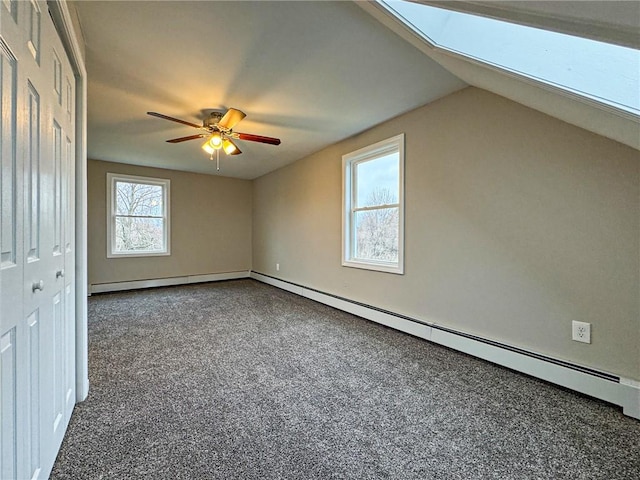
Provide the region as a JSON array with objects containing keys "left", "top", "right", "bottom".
[{"left": 51, "top": 279, "right": 640, "bottom": 479}]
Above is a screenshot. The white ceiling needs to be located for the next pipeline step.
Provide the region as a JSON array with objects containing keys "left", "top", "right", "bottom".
[
  {"left": 71, "top": 0, "right": 466, "bottom": 179},
  {"left": 72, "top": 1, "right": 639, "bottom": 180}
]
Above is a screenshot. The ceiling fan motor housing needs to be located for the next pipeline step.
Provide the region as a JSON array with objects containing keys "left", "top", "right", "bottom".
[{"left": 204, "top": 111, "right": 225, "bottom": 129}]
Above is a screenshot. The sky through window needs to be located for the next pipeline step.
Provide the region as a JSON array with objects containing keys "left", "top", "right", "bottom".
[{"left": 382, "top": 1, "right": 640, "bottom": 115}]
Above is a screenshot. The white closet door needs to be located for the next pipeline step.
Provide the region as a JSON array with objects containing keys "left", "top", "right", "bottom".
[{"left": 1, "top": 1, "right": 76, "bottom": 478}]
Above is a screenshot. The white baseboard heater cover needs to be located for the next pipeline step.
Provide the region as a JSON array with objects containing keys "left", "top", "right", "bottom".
[
  {"left": 250, "top": 271, "right": 640, "bottom": 420},
  {"left": 90, "top": 271, "right": 250, "bottom": 294}
]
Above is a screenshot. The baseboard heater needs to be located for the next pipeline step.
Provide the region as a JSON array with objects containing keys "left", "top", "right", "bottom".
[
  {"left": 90, "top": 270, "right": 251, "bottom": 295},
  {"left": 250, "top": 271, "right": 640, "bottom": 420}
]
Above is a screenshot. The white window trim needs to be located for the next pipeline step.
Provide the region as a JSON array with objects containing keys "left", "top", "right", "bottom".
[
  {"left": 342, "top": 133, "right": 405, "bottom": 274},
  {"left": 106, "top": 172, "right": 171, "bottom": 258}
]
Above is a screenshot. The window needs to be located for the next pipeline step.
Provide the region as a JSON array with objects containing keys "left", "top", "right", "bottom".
[
  {"left": 380, "top": 1, "right": 639, "bottom": 115},
  {"left": 107, "top": 173, "right": 170, "bottom": 257},
  {"left": 342, "top": 134, "right": 404, "bottom": 274}
]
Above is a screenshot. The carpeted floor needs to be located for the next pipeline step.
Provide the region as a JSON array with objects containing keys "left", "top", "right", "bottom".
[{"left": 51, "top": 279, "right": 640, "bottom": 479}]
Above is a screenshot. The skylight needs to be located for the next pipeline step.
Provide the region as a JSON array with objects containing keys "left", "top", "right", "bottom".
[{"left": 380, "top": 1, "right": 640, "bottom": 115}]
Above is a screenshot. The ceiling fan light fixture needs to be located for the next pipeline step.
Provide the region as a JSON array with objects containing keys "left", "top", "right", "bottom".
[
  {"left": 201, "top": 141, "right": 215, "bottom": 155},
  {"left": 209, "top": 131, "right": 223, "bottom": 149},
  {"left": 148, "top": 108, "right": 280, "bottom": 169},
  {"left": 222, "top": 138, "right": 238, "bottom": 155}
]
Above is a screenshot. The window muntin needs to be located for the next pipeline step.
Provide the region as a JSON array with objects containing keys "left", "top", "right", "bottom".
[
  {"left": 343, "top": 134, "right": 404, "bottom": 274},
  {"left": 107, "top": 173, "right": 170, "bottom": 257}
]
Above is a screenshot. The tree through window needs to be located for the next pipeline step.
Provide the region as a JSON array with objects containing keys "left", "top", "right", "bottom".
[
  {"left": 107, "top": 173, "right": 170, "bottom": 257},
  {"left": 355, "top": 186, "right": 399, "bottom": 262}
]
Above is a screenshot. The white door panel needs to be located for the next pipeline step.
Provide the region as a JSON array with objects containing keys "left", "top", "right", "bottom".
[
  {"left": 26, "top": 310, "right": 41, "bottom": 480},
  {"left": 0, "top": 31, "right": 23, "bottom": 480},
  {"left": 0, "top": 330, "right": 17, "bottom": 480},
  {"left": 1, "top": 1, "right": 76, "bottom": 477}
]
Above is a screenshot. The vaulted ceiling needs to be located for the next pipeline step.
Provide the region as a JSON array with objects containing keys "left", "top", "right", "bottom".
[
  {"left": 71, "top": 1, "right": 639, "bottom": 179},
  {"left": 71, "top": 0, "right": 466, "bottom": 179}
]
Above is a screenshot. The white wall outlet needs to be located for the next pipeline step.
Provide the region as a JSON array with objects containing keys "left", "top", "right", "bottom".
[
  {"left": 572, "top": 321, "right": 591, "bottom": 344},
  {"left": 276, "top": 263, "right": 280, "bottom": 271}
]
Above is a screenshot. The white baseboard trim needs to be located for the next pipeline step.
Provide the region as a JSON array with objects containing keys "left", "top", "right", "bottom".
[
  {"left": 90, "top": 271, "right": 250, "bottom": 294},
  {"left": 250, "top": 271, "right": 640, "bottom": 420},
  {"left": 620, "top": 378, "right": 640, "bottom": 419}
]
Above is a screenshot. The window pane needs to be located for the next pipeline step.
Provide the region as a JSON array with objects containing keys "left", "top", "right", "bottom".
[
  {"left": 387, "top": 1, "right": 639, "bottom": 115},
  {"left": 115, "top": 216, "right": 164, "bottom": 252},
  {"left": 356, "top": 153, "right": 399, "bottom": 207},
  {"left": 354, "top": 207, "right": 399, "bottom": 262},
  {"left": 115, "top": 181, "right": 163, "bottom": 216},
  {"left": 342, "top": 133, "right": 404, "bottom": 273}
]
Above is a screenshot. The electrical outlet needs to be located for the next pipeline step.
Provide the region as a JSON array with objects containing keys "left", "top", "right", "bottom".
[
  {"left": 572, "top": 321, "right": 591, "bottom": 344},
  {"left": 276, "top": 263, "right": 280, "bottom": 271}
]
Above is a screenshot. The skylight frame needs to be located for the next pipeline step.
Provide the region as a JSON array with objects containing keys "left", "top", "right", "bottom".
[{"left": 376, "top": 0, "right": 640, "bottom": 119}]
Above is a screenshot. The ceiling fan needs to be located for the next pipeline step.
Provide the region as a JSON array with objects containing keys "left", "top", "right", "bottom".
[{"left": 147, "top": 108, "right": 281, "bottom": 169}]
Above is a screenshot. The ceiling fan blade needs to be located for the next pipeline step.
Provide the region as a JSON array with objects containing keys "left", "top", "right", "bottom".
[
  {"left": 166, "top": 134, "right": 207, "bottom": 143},
  {"left": 218, "top": 108, "right": 246, "bottom": 130},
  {"left": 147, "top": 111, "right": 202, "bottom": 129},
  {"left": 236, "top": 132, "right": 281, "bottom": 146}
]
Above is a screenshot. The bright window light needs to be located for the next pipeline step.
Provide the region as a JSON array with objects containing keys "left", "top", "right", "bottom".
[
  {"left": 382, "top": 1, "right": 640, "bottom": 115},
  {"left": 343, "top": 134, "right": 405, "bottom": 274},
  {"left": 107, "top": 173, "right": 170, "bottom": 257}
]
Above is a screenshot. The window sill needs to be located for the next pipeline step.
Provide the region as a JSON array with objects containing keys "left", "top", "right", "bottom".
[
  {"left": 107, "top": 250, "right": 171, "bottom": 259},
  {"left": 342, "top": 259, "right": 404, "bottom": 275}
]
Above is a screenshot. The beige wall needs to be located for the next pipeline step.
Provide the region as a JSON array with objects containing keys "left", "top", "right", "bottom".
[
  {"left": 253, "top": 87, "right": 640, "bottom": 380},
  {"left": 88, "top": 160, "right": 252, "bottom": 286}
]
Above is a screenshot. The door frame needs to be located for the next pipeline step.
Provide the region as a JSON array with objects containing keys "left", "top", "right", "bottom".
[{"left": 48, "top": 0, "right": 88, "bottom": 402}]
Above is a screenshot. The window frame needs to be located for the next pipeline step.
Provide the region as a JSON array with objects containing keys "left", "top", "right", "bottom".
[
  {"left": 106, "top": 172, "right": 171, "bottom": 258},
  {"left": 342, "top": 133, "right": 405, "bottom": 274}
]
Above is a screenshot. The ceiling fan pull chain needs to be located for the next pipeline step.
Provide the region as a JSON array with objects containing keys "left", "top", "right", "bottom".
[{"left": 216, "top": 149, "right": 220, "bottom": 171}]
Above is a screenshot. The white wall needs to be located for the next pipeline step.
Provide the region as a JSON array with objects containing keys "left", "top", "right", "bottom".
[
  {"left": 252, "top": 87, "right": 640, "bottom": 381},
  {"left": 88, "top": 160, "right": 252, "bottom": 287}
]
